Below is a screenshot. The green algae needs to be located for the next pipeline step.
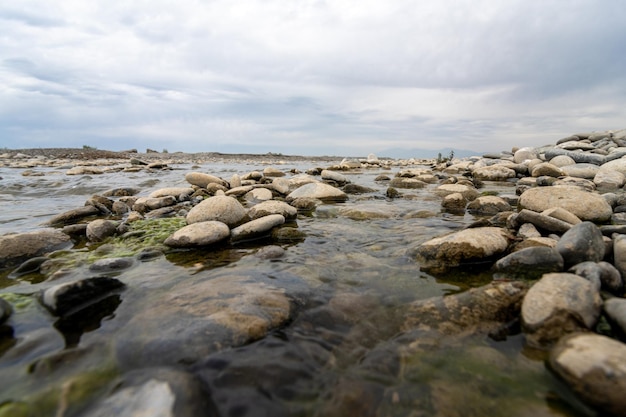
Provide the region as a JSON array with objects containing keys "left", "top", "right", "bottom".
[{"left": 0, "top": 293, "right": 34, "bottom": 310}]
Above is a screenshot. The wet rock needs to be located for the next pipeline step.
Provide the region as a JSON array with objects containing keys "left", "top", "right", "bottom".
[
  {"left": 388, "top": 177, "right": 427, "bottom": 189},
  {"left": 521, "top": 273, "right": 602, "bottom": 348},
  {"left": 41, "top": 276, "right": 125, "bottom": 316},
  {"left": 89, "top": 257, "right": 135, "bottom": 273},
  {"left": 115, "top": 271, "right": 305, "bottom": 368},
  {"left": 230, "top": 214, "right": 285, "bottom": 243},
  {"left": 103, "top": 187, "right": 141, "bottom": 197},
  {"left": 0, "top": 297, "right": 12, "bottom": 325},
  {"left": 132, "top": 196, "right": 177, "bottom": 213},
  {"left": 414, "top": 227, "right": 512, "bottom": 274},
  {"left": 472, "top": 165, "right": 517, "bottom": 181},
  {"left": 10, "top": 256, "right": 49, "bottom": 277},
  {"left": 66, "top": 166, "right": 103, "bottom": 175},
  {"left": 225, "top": 185, "right": 254, "bottom": 197},
  {"left": 441, "top": 192, "right": 467, "bottom": 212},
  {"left": 263, "top": 166, "right": 285, "bottom": 177},
  {"left": 549, "top": 333, "right": 626, "bottom": 416},
  {"left": 271, "top": 177, "right": 290, "bottom": 195},
  {"left": 186, "top": 195, "right": 247, "bottom": 227},
  {"left": 321, "top": 169, "right": 349, "bottom": 185},
  {"left": 402, "top": 281, "right": 528, "bottom": 336},
  {"left": 85, "top": 368, "right": 216, "bottom": 417},
  {"left": 255, "top": 245, "right": 285, "bottom": 259},
  {"left": 164, "top": 221, "right": 230, "bottom": 248},
  {"left": 243, "top": 187, "right": 273, "bottom": 202},
  {"left": 555, "top": 221, "right": 605, "bottom": 268},
  {"left": 493, "top": 247, "right": 564, "bottom": 280},
  {"left": 466, "top": 195, "right": 511, "bottom": 215},
  {"left": 343, "top": 184, "right": 375, "bottom": 194},
  {"left": 518, "top": 186, "right": 612, "bottom": 222},
  {"left": 248, "top": 200, "right": 297, "bottom": 220},
  {"left": 568, "top": 261, "right": 622, "bottom": 294},
  {"left": 511, "top": 209, "right": 573, "bottom": 234},
  {"left": 185, "top": 172, "right": 229, "bottom": 188},
  {"left": 149, "top": 187, "right": 195, "bottom": 199},
  {"left": 287, "top": 182, "right": 348, "bottom": 203},
  {"left": 434, "top": 183, "right": 480, "bottom": 200},
  {"left": 0, "top": 229, "right": 72, "bottom": 269},
  {"left": 47, "top": 205, "right": 101, "bottom": 226},
  {"left": 86, "top": 219, "right": 118, "bottom": 242}
]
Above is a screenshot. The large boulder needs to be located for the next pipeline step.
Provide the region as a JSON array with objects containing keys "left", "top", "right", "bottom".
[
  {"left": 549, "top": 333, "right": 626, "bottom": 416},
  {"left": 521, "top": 273, "right": 602, "bottom": 348},
  {"left": 414, "top": 227, "right": 512, "bottom": 274},
  {"left": 186, "top": 195, "right": 247, "bottom": 227},
  {"left": 518, "top": 186, "right": 612, "bottom": 222}
]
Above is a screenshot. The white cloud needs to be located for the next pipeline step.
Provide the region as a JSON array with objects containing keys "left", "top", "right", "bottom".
[{"left": 1, "top": 0, "right": 625, "bottom": 155}]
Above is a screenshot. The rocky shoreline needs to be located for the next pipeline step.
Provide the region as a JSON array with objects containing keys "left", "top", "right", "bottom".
[{"left": 2, "top": 130, "right": 626, "bottom": 416}]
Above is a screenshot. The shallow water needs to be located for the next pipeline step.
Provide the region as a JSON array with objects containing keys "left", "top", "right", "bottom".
[{"left": 0, "top": 161, "right": 592, "bottom": 416}]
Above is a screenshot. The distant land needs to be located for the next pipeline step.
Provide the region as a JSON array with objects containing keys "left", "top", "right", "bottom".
[{"left": 377, "top": 147, "right": 484, "bottom": 160}]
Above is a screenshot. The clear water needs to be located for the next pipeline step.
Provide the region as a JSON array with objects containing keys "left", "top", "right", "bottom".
[{"left": 0, "top": 161, "right": 592, "bottom": 416}]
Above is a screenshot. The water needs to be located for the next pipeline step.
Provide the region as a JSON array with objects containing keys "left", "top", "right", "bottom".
[{"left": 0, "top": 161, "right": 592, "bottom": 416}]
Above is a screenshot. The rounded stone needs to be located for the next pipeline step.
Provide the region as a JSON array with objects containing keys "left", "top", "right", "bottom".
[
  {"left": 493, "top": 247, "right": 564, "bottom": 280},
  {"left": 434, "top": 184, "right": 480, "bottom": 200},
  {"left": 164, "top": 221, "right": 231, "bottom": 248},
  {"left": 186, "top": 195, "right": 247, "bottom": 227},
  {"left": 466, "top": 195, "right": 511, "bottom": 215},
  {"left": 185, "top": 172, "right": 229, "bottom": 188},
  {"left": 244, "top": 188, "right": 273, "bottom": 202},
  {"left": 514, "top": 147, "right": 538, "bottom": 163},
  {"left": 414, "top": 227, "right": 512, "bottom": 274},
  {"left": 441, "top": 193, "right": 467, "bottom": 212},
  {"left": 0, "top": 229, "right": 72, "bottom": 269},
  {"left": 560, "top": 163, "right": 599, "bottom": 179},
  {"left": 248, "top": 200, "right": 297, "bottom": 220},
  {"left": 472, "top": 165, "right": 517, "bottom": 181},
  {"left": 555, "top": 221, "right": 605, "bottom": 268},
  {"left": 549, "top": 155, "right": 576, "bottom": 167},
  {"left": 263, "top": 167, "right": 285, "bottom": 177},
  {"left": 518, "top": 186, "right": 612, "bottom": 222},
  {"left": 549, "top": 333, "right": 626, "bottom": 416},
  {"left": 149, "top": 187, "right": 195, "bottom": 199},
  {"left": 287, "top": 183, "right": 348, "bottom": 203},
  {"left": 230, "top": 214, "right": 285, "bottom": 243},
  {"left": 86, "top": 219, "right": 118, "bottom": 242},
  {"left": 321, "top": 169, "right": 349, "bottom": 184},
  {"left": 604, "top": 298, "right": 626, "bottom": 337},
  {"left": 530, "top": 162, "right": 565, "bottom": 178},
  {"left": 594, "top": 170, "right": 626, "bottom": 189},
  {"left": 41, "top": 276, "right": 125, "bottom": 316},
  {"left": 521, "top": 273, "right": 602, "bottom": 348}
]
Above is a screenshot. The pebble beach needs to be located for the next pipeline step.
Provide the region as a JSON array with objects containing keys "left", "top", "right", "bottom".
[{"left": 2, "top": 129, "right": 626, "bottom": 416}]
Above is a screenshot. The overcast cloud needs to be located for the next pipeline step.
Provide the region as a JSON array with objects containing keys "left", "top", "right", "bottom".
[{"left": 1, "top": 0, "right": 625, "bottom": 157}]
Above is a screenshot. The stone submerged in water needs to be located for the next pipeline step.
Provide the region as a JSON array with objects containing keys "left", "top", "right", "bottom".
[
  {"left": 492, "top": 246, "right": 564, "bottom": 280},
  {"left": 230, "top": 214, "right": 286, "bottom": 243},
  {"left": 0, "top": 229, "right": 72, "bottom": 269},
  {"left": 40, "top": 276, "right": 125, "bottom": 316},
  {"left": 549, "top": 333, "right": 626, "bottom": 416}
]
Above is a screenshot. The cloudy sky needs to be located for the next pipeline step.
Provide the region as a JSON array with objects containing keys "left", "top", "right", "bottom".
[{"left": 1, "top": 0, "right": 625, "bottom": 157}]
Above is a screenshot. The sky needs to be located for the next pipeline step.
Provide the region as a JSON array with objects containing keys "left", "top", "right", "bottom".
[{"left": 1, "top": 0, "right": 626, "bottom": 157}]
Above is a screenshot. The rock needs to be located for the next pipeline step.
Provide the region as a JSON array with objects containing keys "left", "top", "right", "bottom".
[
  {"left": 518, "top": 186, "right": 612, "bottom": 222},
  {"left": 466, "top": 195, "right": 511, "bottom": 215},
  {"left": 541, "top": 207, "right": 582, "bottom": 225},
  {"left": 244, "top": 188, "right": 273, "bottom": 202},
  {"left": 103, "top": 187, "right": 141, "bottom": 197},
  {"left": 472, "top": 165, "right": 517, "bottom": 181},
  {"left": 186, "top": 195, "right": 247, "bottom": 227},
  {"left": 549, "top": 333, "right": 626, "bottom": 416},
  {"left": 321, "top": 169, "right": 349, "bottom": 184},
  {"left": 511, "top": 209, "right": 573, "bottom": 234},
  {"left": 66, "top": 166, "right": 103, "bottom": 175},
  {"left": 229, "top": 174, "right": 242, "bottom": 188},
  {"left": 521, "top": 273, "right": 602, "bottom": 348},
  {"left": 41, "top": 276, "right": 125, "bottom": 316},
  {"left": 185, "top": 172, "right": 229, "bottom": 188},
  {"left": 517, "top": 222, "right": 541, "bottom": 239},
  {"left": 287, "top": 182, "right": 348, "bottom": 203},
  {"left": 132, "top": 196, "right": 177, "bottom": 213},
  {"left": 248, "top": 200, "right": 297, "bottom": 220},
  {"left": 434, "top": 183, "right": 480, "bottom": 200},
  {"left": 493, "top": 247, "right": 564, "bottom": 280},
  {"left": 149, "top": 187, "right": 195, "bottom": 199},
  {"left": 86, "top": 219, "right": 118, "bottom": 242},
  {"left": 115, "top": 271, "right": 305, "bottom": 368},
  {"left": 85, "top": 368, "right": 216, "bottom": 417},
  {"left": 549, "top": 155, "right": 576, "bottom": 167},
  {"left": 402, "top": 281, "right": 528, "bottom": 335},
  {"left": 343, "top": 184, "right": 375, "bottom": 194},
  {"left": 513, "top": 147, "right": 538, "bottom": 163},
  {"left": 441, "top": 192, "right": 467, "bottom": 212},
  {"left": 604, "top": 298, "right": 626, "bottom": 337},
  {"left": 560, "top": 163, "right": 599, "bottom": 179},
  {"left": 255, "top": 245, "right": 286, "bottom": 259},
  {"left": 594, "top": 169, "right": 626, "bottom": 189},
  {"left": 388, "top": 177, "right": 427, "bottom": 189},
  {"left": 530, "top": 162, "right": 565, "bottom": 178},
  {"left": 543, "top": 148, "right": 606, "bottom": 165},
  {"left": 271, "top": 177, "right": 290, "bottom": 195},
  {"left": 555, "top": 221, "right": 605, "bottom": 268},
  {"left": 263, "top": 167, "right": 285, "bottom": 177},
  {"left": 89, "top": 257, "right": 135, "bottom": 273},
  {"left": 225, "top": 185, "right": 255, "bottom": 197},
  {"left": 164, "top": 221, "right": 230, "bottom": 248},
  {"left": 230, "top": 214, "right": 285, "bottom": 243},
  {"left": 414, "top": 227, "right": 512, "bottom": 274},
  {"left": 568, "top": 261, "right": 623, "bottom": 294},
  {"left": 612, "top": 235, "right": 626, "bottom": 287},
  {"left": 0, "top": 297, "right": 12, "bottom": 325},
  {"left": 0, "top": 229, "right": 72, "bottom": 269},
  {"left": 598, "top": 157, "right": 626, "bottom": 175},
  {"left": 47, "top": 205, "right": 102, "bottom": 226}
]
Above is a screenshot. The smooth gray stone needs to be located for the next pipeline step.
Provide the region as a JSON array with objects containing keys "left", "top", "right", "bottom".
[
  {"left": 493, "top": 247, "right": 564, "bottom": 280},
  {"left": 556, "top": 221, "right": 605, "bottom": 268}
]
